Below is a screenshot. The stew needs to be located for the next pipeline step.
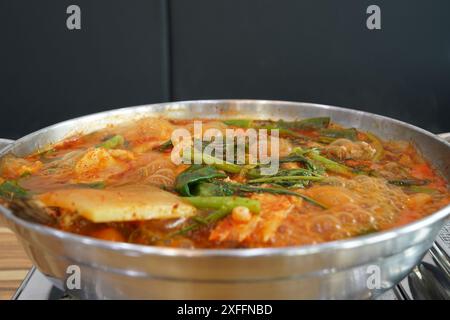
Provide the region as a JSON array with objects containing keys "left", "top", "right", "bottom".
[{"left": 0, "top": 116, "right": 448, "bottom": 248}]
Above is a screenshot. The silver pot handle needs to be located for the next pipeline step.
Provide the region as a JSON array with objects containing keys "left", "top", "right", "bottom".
[
  {"left": 438, "top": 132, "right": 450, "bottom": 142},
  {"left": 0, "top": 138, "right": 14, "bottom": 152}
]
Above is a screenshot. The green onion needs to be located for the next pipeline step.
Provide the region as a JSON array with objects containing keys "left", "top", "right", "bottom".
[
  {"left": 388, "top": 179, "right": 428, "bottom": 187},
  {"left": 0, "top": 180, "right": 28, "bottom": 200},
  {"left": 173, "top": 196, "right": 261, "bottom": 236},
  {"left": 257, "top": 125, "right": 310, "bottom": 139},
  {"left": 248, "top": 175, "right": 324, "bottom": 184},
  {"left": 406, "top": 186, "right": 437, "bottom": 194},
  {"left": 175, "top": 165, "right": 227, "bottom": 196},
  {"left": 279, "top": 117, "right": 330, "bottom": 130},
  {"left": 201, "top": 153, "right": 242, "bottom": 174},
  {"left": 182, "top": 196, "right": 260, "bottom": 213},
  {"left": 38, "top": 148, "right": 56, "bottom": 160},
  {"left": 98, "top": 135, "right": 124, "bottom": 149},
  {"left": 280, "top": 153, "right": 322, "bottom": 173},
  {"left": 172, "top": 206, "right": 230, "bottom": 236},
  {"left": 212, "top": 181, "right": 328, "bottom": 209},
  {"left": 20, "top": 171, "right": 32, "bottom": 178},
  {"left": 319, "top": 128, "right": 357, "bottom": 141},
  {"left": 224, "top": 118, "right": 316, "bottom": 139},
  {"left": 317, "top": 136, "right": 336, "bottom": 144},
  {"left": 76, "top": 181, "right": 105, "bottom": 189},
  {"left": 223, "top": 119, "right": 254, "bottom": 128},
  {"left": 192, "top": 182, "right": 234, "bottom": 197},
  {"left": 246, "top": 167, "right": 319, "bottom": 179},
  {"left": 157, "top": 139, "right": 173, "bottom": 151},
  {"left": 306, "top": 151, "right": 353, "bottom": 177}
]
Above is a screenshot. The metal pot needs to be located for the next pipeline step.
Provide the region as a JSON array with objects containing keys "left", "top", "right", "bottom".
[{"left": 1, "top": 100, "right": 449, "bottom": 299}]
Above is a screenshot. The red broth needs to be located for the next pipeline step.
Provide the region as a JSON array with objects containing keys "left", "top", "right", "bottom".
[{"left": 0, "top": 117, "right": 448, "bottom": 248}]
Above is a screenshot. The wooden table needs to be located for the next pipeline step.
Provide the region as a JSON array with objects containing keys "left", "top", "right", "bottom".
[{"left": 0, "top": 221, "right": 32, "bottom": 300}]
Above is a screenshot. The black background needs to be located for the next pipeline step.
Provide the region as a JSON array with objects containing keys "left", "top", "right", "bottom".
[{"left": 1, "top": 0, "right": 449, "bottom": 138}]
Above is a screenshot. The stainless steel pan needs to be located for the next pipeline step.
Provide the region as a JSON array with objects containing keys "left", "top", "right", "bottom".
[{"left": 1, "top": 100, "right": 449, "bottom": 299}]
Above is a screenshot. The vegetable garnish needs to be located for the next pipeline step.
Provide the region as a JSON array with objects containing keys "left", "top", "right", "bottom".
[
  {"left": 175, "top": 165, "right": 227, "bottom": 196},
  {"left": 182, "top": 196, "right": 260, "bottom": 213},
  {"left": 201, "top": 153, "right": 242, "bottom": 174},
  {"left": 210, "top": 181, "right": 328, "bottom": 209},
  {"left": 406, "top": 186, "right": 437, "bottom": 194},
  {"left": 246, "top": 167, "right": 322, "bottom": 183},
  {"left": 172, "top": 206, "right": 229, "bottom": 236},
  {"left": 173, "top": 197, "right": 260, "bottom": 236},
  {"left": 98, "top": 135, "right": 125, "bottom": 149},
  {"left": 191, "top": 182, "right": 234, "bottom": 197},
  {"left": 319, "top": 128, "right": 357, "bottom": 141},
  {"left": 305, "top": 150, "right": 353, "bottom": 177},
  {"left": 157, "top": 139, "right": 173, "bottom": 152},
  {"left": 222, "top": 117, "right": 331, "bottom": 139},
  {"left": 77, "top": 181, "right": 106, "bottom": 189},
  {"left": 279, "top": 153, "right": 323, "bottom": 173},
  {"left": 276, "top": 117, "right": 330, "bottom": 130},
  {"left": 0, "top": 180, "right": 28, "bottom": 200},
  {"left": 248, "top": 175, "right": 324, "bottom": 184},
  {"left": 257, "top": 125, "right": 310, "bottom": 139},
  {"left": 222, "top": 119, "right": 254, "bottom": 128},
  {"left": 388, "top": 179, "right": 429, "bottom": 187},
  {"left": 223, "top": 117, "right": 330, "bottom": 130},
  {"left": 38, "top": 148, "right": 57, "bottom": 161}
]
